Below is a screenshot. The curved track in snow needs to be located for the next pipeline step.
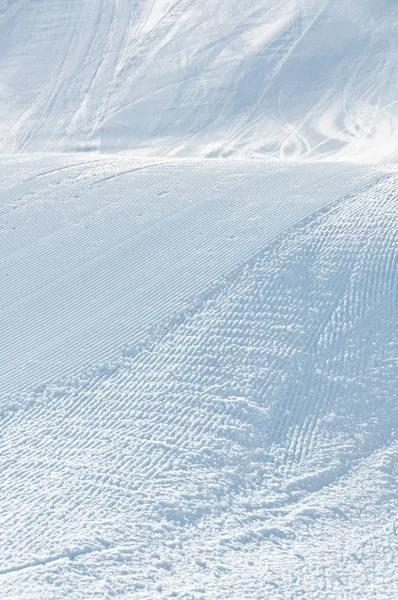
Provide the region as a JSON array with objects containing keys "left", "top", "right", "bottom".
[{"left": 0, "top": 0, "right": 397, "bottom": 161}]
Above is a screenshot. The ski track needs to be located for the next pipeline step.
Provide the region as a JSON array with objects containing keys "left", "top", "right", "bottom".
[
  {"left": 1, "top": 1, "right": 398, "bottom": 161},
  {"left": 0, "top": 163, "right": 397, "bottom": 598}
]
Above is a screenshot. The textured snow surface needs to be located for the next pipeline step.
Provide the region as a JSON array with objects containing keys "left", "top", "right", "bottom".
[
  {"left": 1, "top": 0, "right": 398, "bottom": 161},
  {"left": 1, "top": 158, "right": 397, "bottom": 598},
  {"left": 0, "top": 156, "right": 384, "bottom": 395},
  {"left": 1, "top": 1, "right": 398, "bottom": 598}
]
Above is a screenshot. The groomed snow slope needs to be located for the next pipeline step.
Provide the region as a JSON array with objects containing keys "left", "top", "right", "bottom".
[
  {"left": 1, "top": 0, "right": 398, "bottom": 161},
  {"left": 1, "top": 158, "right": 397, "bottom": 598},
  {"left": 1, "top": 1, "right": 398, "bottom": 598},
  {"left": 0, "top": 155, "right": 385, "bottom": 395}
]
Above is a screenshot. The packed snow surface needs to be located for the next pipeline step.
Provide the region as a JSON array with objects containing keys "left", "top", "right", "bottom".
[
  {"left": 1, "top": 0, "right": 398, "bottom": 160},
  {"left": 1, "top": 1, "right": 398, "bottom": 599},
  {"left": 1, "top": 157, "right": 398, "bottom": 598},
  {"left": 0, "top": 155, "right": 385, "bottom": 395}
]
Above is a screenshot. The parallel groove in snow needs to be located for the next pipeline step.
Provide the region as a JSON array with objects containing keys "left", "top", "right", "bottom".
[
  {"left": 1, "top": 174, "right": 397, "bottom": 598},
  {"left": 0, "top": 157, "right": 385, "bottom": 394}
]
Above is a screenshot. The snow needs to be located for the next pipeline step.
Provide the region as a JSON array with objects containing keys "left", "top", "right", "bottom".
[
  {"left": 0, "top": 1, "right": 398, "bottom": 598},
  {"left": 0, "top": 155, "right": 386, "bottom": 395},
  {"left": 1, "top": 0, "right": 398, "bottom": 161},
  {"left": 1, "top": 160, "right": 397, "bottom": 598}
]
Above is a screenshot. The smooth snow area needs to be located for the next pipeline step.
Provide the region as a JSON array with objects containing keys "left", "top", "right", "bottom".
[
  {"left": 0, "top": 0, "right": 398, "bottom": 161},
  {"left": 1, "top": 162, "right": 397, "bottom": 598}
]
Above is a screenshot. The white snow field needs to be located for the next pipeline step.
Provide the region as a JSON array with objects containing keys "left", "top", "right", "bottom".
[
  {"left": 1, "top": 157, "right": 398, "bottom": 598},
  {"left": 1, "top": 0, "right": 398, "bottom": 599},
  {"left": 0, "top": 0, "right": 398, "bottom": 161},
  {"left": 0, "top": 155, "right": 386, "bottom": 395}
]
